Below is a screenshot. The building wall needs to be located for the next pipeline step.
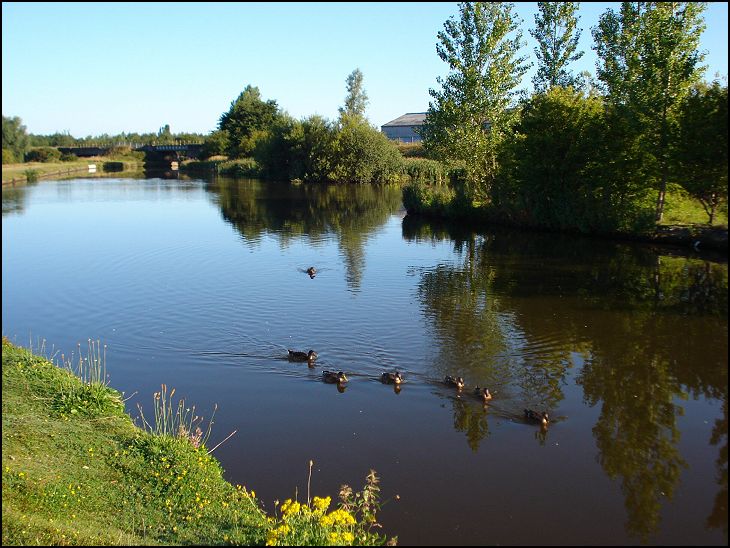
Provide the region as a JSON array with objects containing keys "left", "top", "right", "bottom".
[{"left": 381, "top": 125, "right": 423, "bottom": 142}]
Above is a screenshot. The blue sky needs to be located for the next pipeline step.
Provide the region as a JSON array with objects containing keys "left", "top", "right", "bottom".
[{"left": 2, "top": 2, "right": 728, "bottom": 137}]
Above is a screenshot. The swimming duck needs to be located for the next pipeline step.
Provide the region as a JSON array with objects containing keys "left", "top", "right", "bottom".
[
  {"left": 381, "top": 371, "right": 404, "bottom": 385},
  {"left": 306, "top": 267, "right": 317, "bottom": 278},
  {"left": 323, "top": 370, "right": 348, "bottom": 384},
  {"left": 524, "top": 409, "right": 549, "bottom": 426},
  {"left": 444, "top": 375, "right": 465, "bottom": 390},
  {"left": 289, "top": 350, "right": 318, "bottom": 362},
  {"left": 474, "top": 387, "right": 492, "bottom": 403}
]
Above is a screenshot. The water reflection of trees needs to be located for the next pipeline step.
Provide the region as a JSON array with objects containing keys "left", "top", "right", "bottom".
[
  {"left": 405, "top": 215, "right": 728, "bottom": 541},
  {"left": 2, "top": 185, "right": 29, "bottom": 216},
  {"left": 206, "top": 178, "right": 402, "bottom": 291}
]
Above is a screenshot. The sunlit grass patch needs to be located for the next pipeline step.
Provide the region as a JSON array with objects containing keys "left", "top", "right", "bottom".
[{"left": 2, "top": 338, "right": 396, "bottom": 545}]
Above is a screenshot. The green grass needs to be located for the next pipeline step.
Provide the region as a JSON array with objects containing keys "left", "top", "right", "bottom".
[
  {"left": 660, "top": 183, "right": 728, "bottom": 227},
  {"left": 2, "top": 338, "right": 395, "bottom": 546},
  {"left": 2, "top": 156, "right": 142, "bottom": 185}
]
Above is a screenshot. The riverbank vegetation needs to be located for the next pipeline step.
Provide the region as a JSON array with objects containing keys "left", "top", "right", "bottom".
[
  {"left": 1, "top": 338, "right": 395, "bottom": 546},
  {"left": 407, "top": 2, "right": 727, "bottom": 234},
  {"left": 2, "top": 2, "right": 726, "bottom": 236}
]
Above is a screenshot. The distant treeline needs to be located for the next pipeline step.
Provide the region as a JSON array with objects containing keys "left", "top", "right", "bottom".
[{"left": 2, "top": 120, "right": 205, "bottom": 164}]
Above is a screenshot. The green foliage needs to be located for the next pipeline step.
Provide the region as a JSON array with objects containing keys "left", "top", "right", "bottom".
[
  {"left": 494, "top": 86, "right": 655, "bottom": 233},
  {"left": 332, "top": 116, "right": 404, "bottom": 184},
  {"left": 395, "top": 142, "right": 427, "bottom": 158},
  {"left": 23, "top": 169, "right": 39, "bottom": 183},
  {"left": 265, "top": 470, "right": 393, "bottom": 546},
  {"left": 218, "top": 158, "right": 260, "bottom": 178},
  {"left": 201, "top": 129, "right": 229, "bottom": 159},
  {"left": 219, "top": 85, "right": 280, "bottom": 158},
  {"left": 592, "top": 2, "right": 708, "bottom": 221},
  {"left": 338, "top": 68, "right": 369, "bottom": 122},
  {"left": 402, "top": 157, "right": 448, "bottom": 185},
  {"left": 2, "top": 339, "right": 394, "bottom": 546},
  {"left": 402, "top": 179, "right": 456, "bottom": 217},
  {"left": 2, "top": 115, "right": 29, "bottom": 162},
  {"left": 530, "top": 2, "right": 584, "bottom": 91},
  {"left": 59, "top": 152, "right": 78, "bottom": 162},
  {"left": 3, "top": 148, "right": 18, "bottom": 164},
  {"left": 421, "top": 2, "right": 530, "bottom": 200},
  {"left": 29, "top": 131, "right": 77, "bottom": 147},
  {"left": 674, "top": 81, "right": 728, "bottom": 224},
  {"left": 24, "top": 147, "right": 62, "bottom": 163}
]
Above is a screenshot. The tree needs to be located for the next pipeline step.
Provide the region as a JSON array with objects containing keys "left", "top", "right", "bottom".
[
  {"left": 338, "top": 68, "right": 369, "bottom": 121},
  {"left": 593, "top": 2, "right": 708, "bottom": 221},
  {"left": 530, "top": 2, "right": 584, "bottom": 92},
  {"left": 675, "top": 81, "right": 728, "bottom": 224},
  {"left": 2, "top": 115, "right": 29, "bottom": 163},
  {"left": 420, "top": 2, "right": 530, "bottom": 202},
  {"left": 219, "top": 85, "right": 280, "bottom": 158}
]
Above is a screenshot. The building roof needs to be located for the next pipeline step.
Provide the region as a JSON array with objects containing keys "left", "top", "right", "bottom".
[{"left": 381, "top": 112, "right": 427, "bottom": 127}]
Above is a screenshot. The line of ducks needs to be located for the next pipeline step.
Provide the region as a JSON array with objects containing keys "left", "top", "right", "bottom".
[{"left": 289, "top": 351, "right": 550, "bottom": 426}]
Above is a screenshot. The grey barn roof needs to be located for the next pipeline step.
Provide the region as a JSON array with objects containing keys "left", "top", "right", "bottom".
[{"left": 381, "top": 112, "right": 427, "bottom": 127}]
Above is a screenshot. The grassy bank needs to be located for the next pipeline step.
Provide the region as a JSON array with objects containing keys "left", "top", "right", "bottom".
[
  {"left": 1, "top": 339, "right": 394, "bottom": 546},
  {"left": 2, "top": 158, "right": 142, "bottom": 185}
]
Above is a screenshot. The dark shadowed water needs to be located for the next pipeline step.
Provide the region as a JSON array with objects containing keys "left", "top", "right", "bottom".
[{"left": 2, "top": 176, "right": 727, "bottom": 545}]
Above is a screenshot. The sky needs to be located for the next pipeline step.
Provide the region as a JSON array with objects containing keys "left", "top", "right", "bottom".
[{"left": 2, "top": 2, "right": 728, "bottom": 137}]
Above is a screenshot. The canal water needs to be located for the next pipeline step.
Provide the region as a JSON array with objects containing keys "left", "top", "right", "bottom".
[{"left": 2, "top": 176, "right": 727, "bottom": 545}]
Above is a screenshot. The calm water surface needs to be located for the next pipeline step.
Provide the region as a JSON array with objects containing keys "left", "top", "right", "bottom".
[{"left": 2, "top": 177, "right": 727, "bottom": 545}]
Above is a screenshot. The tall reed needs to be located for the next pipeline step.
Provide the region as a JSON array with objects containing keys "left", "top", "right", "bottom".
[{"left": 137, "top": 384, "right": 222, "bottom": 451}]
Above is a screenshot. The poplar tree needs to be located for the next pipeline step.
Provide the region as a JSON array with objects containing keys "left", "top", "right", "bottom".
[
  {"left": 530, "top": 2, "right": 584, "bottom": 92},
  {"left": 338, "top": 68, "right": 369, "bottom": 122},
  {"left": 421, "top": 2, "right": 530, "bottom": 201},
  {"left": 593, "top": 2, "right": 707, "bottom": 221}
]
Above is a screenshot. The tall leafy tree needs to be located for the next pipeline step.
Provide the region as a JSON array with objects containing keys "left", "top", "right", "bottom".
[
  {"left": 530, "top": 2, "right": 584, "bottom": 92},
  {"left": 593, "top": 2, "right": 708, "bottom": 221},
  {"left": 219, "top": 85, "right": 279, "bottom": 158},
  {"left": 421, "top": 2, "right": 530, "bottom": 202},
  {"left": 338, "top": 68, "right": 369, "bottom": 121}
]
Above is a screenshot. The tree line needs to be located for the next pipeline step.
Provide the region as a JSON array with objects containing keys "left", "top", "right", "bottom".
[
  {"left": 3, "top": 2, "right": 726, "bottom": 230},
  {"left": 2, "top": 118, "right": 206, "bottom": 164},
  {"left": 410, "top": 1, "right": 727, "bottom": 230}
]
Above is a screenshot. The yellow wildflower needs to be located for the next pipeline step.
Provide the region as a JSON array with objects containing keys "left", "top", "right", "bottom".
[
  {"left": 312, "top": 496, "right": 331, "bottom": 514},
  {"left": 320, "top": 509, "right": 356, "bottom": 527},
  {"left": 281, "top": 499, "right": 301, "bottom": 516}
]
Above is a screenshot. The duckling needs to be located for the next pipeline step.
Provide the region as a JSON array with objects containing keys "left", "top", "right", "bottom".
[
  {"left": 323, "top": 370, "right": 348, "bottom": 384},
  {"left": 381, "top": 371, "right": 404, "bottom": 385},
  {"left": 444, "top": 375, "right": 465, "bottom": 390},
  {"left": 306, "top": 266, "right": 317, "bottom": 278},
  {"left": 289, "top": 349, "right": 318, "bottom": 362},
  {"left": 524, "top": 409, "right": 549, "bottom": 426},
  {"left": 474, "top": 387, "right": 492, "bottom": 403}
]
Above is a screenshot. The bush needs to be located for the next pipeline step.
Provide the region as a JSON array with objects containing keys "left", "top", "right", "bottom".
[
  {"left": 402, "top": 179, "right": 455, "bottom": 216},
  {"left": 395, "top": 142, "right": 427, "bottom": 158},
  {"left": 219, "top": 158, "right": 260, "bottom": 178},
  {"left": 332, "top": 117, "right": 403, "bottom": 184},
  {"left": 402, "top": 158, "right": 447, "bottom": 185},
  {"left": 60, "top": 152, "right": 78, "bottom": 162},
  {"left": 24, "top": 147, "right": 61, "bottom": 163},
  {"left": 2, "top": 148, "right": 17, "bottom": 164}
]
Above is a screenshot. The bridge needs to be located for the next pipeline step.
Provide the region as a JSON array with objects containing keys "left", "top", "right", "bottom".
[{"left": 57, "top": 143, "right": 204, "bottom": 159}]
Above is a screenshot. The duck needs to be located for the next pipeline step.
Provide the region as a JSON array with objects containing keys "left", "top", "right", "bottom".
[
  {"left": 444, "top": 375, "right": 465, "bottom": 390},
  {"left": 323, "top": 370, "right": 348, "bottom": 384},
  {"left": 306, "top": 266, "right": 317, "bottom": 278},
  {"left": 474, "top": 387, "right": 492, "bottom": 403},
  {"left": 524, "top": 409, "right": 549, "bottom": 426},
  {"left": 381, "top": 371, "right": 404, "bottom": 385},
  {"left": 289, "top": 349, "right": 318, "bottom": 362}
]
